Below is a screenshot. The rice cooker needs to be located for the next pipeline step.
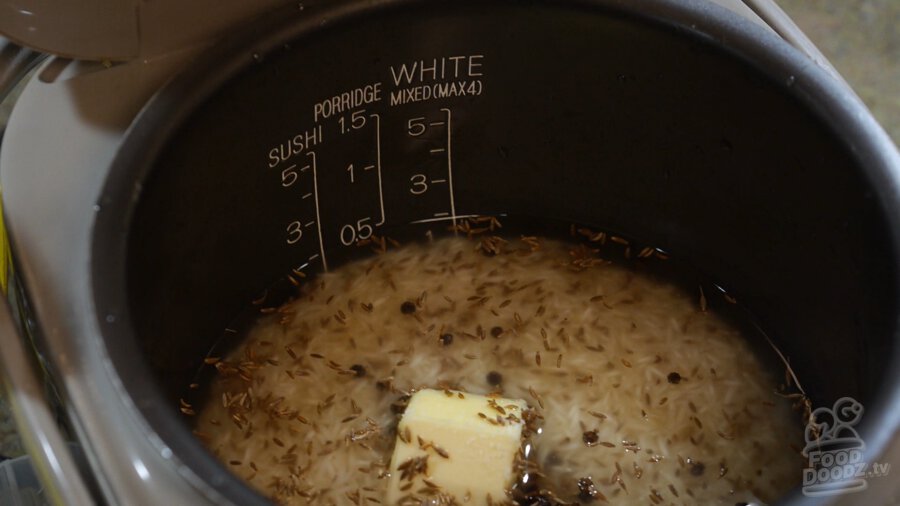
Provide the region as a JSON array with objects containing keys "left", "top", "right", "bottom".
[{"left": 1, "top": 0, "right": 899, "bottom": 504}]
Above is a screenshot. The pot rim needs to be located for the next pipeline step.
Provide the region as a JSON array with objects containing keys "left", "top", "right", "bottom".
[{"left": 90, "top": 0, "right": 900, "bottom": 504}]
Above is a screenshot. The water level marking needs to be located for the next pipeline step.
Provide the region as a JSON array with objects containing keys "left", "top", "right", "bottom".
[
  {"left": 308, "top": 151, "right": 328, "bottom": 271},
  {"left": 441, "top": 108, "right": 458, "bottom": 232},
  {"left": 371, "top": 113, "right": 386, "bottom": 226},
  {"left": 410, "top": 213, "right": 481, "bottom": 225}
]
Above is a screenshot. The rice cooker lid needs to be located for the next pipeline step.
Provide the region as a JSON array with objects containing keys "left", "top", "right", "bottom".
[{"left": 0, "top": 0, "right": 773, "bottom": 61}]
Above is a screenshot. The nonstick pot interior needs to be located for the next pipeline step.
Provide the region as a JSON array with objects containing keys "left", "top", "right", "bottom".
[{"left": 92, "top": 0, "right": 900, "bottom": 504}]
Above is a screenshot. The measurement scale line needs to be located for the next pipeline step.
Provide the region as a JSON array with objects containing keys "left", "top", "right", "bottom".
[
  {"left": 308, "top": 151, "right": 328, "bottom": 271},
  {"left": 440, "top": 108, "right": 458, "bottom": 232},
  {"left": 410, "top": 214, "right": 481, "bottom": 225},
  {"left": 429, "top": 148, "right": 446, "bottom": 154},
  {"left": 371, "top": 113, "right": 386, "bottom": 226}
]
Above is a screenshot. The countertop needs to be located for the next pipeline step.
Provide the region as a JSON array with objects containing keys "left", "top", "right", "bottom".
[{"left": 778, "top": 0, "right": 899, "bottom": 145}]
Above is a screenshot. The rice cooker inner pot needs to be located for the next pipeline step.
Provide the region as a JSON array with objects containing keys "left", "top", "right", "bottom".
[{"left": 91, "top": 1, "right": 900, "bottom": 503}]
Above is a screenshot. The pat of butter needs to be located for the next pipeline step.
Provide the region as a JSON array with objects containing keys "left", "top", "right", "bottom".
[{"left": 386, "top": 389, "right": 527, "bottom": 505}]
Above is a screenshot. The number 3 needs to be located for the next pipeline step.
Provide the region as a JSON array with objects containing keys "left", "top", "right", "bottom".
[
  {"left": 410, "top": 174, "right": 428, "bottom": 195},
  {"left": 286, "top": 221, "right": 303, "bottom": 244}
]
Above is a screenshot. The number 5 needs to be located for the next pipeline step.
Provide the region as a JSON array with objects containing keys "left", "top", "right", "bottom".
[
  {"left": 408, "top": 117, "right": 426, "bottom": 137},
  {"left": 356, "top": 217, "right": 373, "bottom": 240},
  {"left": 351, "top": 110, "right": 367, "bottom": 130},
  {"left": 281, "top": 164, "right": 298, "bottom": 187}
]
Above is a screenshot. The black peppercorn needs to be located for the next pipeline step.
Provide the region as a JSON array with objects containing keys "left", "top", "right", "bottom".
[
  {"left": 577, "top": 477, "right": 598, "bottom": 502},
  {"left": 349, "top": 364, "right": 366, "bottom": 377},
  {"left": 582, "top": 430, "right": 599, "bottom": 447},
  {"left": 439, "top": 333, "right": 453, "bottom": 346},
  {"left": 400, "top": 301, "right": 417, "bottom": 314},
  {"left": 690, "top": 461, "right": 705, "bottom": 476},
  {"left": 490, "top": 326, "right": 504, "bottom": 338},
  {"left": 486, "top": 371, "right": 503, "bottom": 386},
  {"left": 667, "top": 372, "right": 682, "bottom": 384}
]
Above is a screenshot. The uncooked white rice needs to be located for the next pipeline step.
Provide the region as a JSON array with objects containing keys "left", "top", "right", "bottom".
[{"left": 193, "top": 234, "right": 803, "bottom": 505}]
